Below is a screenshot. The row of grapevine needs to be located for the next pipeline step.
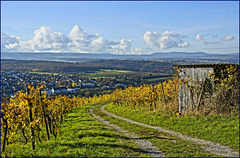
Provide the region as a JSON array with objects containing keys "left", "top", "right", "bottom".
[
  {"left": 112, "top": 77, "right": 179, "bottom": 110},
  {"left": 111, "top": 65, "right": 239, "bottom": 115},
  {"left": 1, "top": 76, "right": 178, "bottom": 152},
  {"left": 1, "top": 84, "right": 112, "bottom": 152}
]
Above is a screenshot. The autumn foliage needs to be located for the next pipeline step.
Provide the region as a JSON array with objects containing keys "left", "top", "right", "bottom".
[{"left": 1, "top": 84, "right": 112, "bottom": 152}]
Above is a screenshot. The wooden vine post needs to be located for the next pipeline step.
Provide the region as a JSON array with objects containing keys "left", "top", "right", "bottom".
[
  {"left": 60, "top": 99, "right": 63, "bottom": 124},
  {"left": 161, "top": 83, "right": 166, "bottom": 104},
  {"left": 152, "top": 86, "right": 156, "bottom": 109},
  {"left": 1, "top": 112, "right": 8, "bottom": 152},
  {"left": 40, "top": 89, "right": 50, "bottom": 140},
  {"left": 26, "top": 86, "right": 35, "bottom": 150},
  {"left": 21, "top": 127, "right": 28, "bottom": 145},
  {"left": 48, "top": 112, "right": 56, "bottom": 138}
]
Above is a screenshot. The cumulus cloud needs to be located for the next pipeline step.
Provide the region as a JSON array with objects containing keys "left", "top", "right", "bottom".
[
  {"left": 119, "top": 39, "right": 132, "bottom": 50},
  {"left": 195, "top": 34, "right": 219, "bottom": 45},
  {"left": 68, "top": 25, "right": 100, "bottom": 52},
  {"left": 131, "top": 48, "right": 143, "bottom": 55},
  {"left": 90, "top": 37, "right": 119, "bottom": 52},
  {"left": 31, "top": 26, "right": 70, "bottom": 52},
  {"left": 1, "top": 33, "right": 21, "bottom": 51},
  {"left": 195, "top": 34, "right": 205, "bottom": 44},
  {"left": 69, "top": 25, "right": 98, "bottom": 43},
  {"left": 112, "top": 39, "right": 133, "bottom": 54},
  {"left": 2, "top": 25, "right": 135, "bottom": 54},
  {"left": 143, "top": 31, "right": 190, "bottom": 49},
  {"left": 221, "top": 35, "right": 235, "bottom": 41},
  {"left": 3, "top": 26, "right": 70, "bottom": 52},
  {"left": 2, "top": 26, "right": 192, "bottom": 54}
]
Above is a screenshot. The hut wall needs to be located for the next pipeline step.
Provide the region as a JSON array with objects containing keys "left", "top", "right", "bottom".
[{"left": 178, "top": 67, "right": 214, "bottom": 113}]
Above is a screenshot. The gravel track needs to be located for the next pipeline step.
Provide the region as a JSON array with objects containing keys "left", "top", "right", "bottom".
[
  {"left": 89, "top": 104, "right": 164, "bottom": 157},
  {"left": 101, "top": 104, "right": 239, "bottom": 157}
]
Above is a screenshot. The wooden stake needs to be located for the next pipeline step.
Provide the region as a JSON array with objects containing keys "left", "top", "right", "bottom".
[
  {"left": 27, "top": 87, "right": 35, "bottom": 150},
  {"left": 161, "top": 84, "right": 166, "bottom": 104}
]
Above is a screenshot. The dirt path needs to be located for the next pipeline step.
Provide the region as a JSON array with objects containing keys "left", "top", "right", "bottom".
[
  {"left": 89, "top": 104, "right": 164, "bottom": 157},
  {"left": 100, "top": 104, "right": 239, "bottom": 157}
]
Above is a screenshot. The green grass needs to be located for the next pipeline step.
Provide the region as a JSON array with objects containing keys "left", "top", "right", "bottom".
[
  {"left": 27, "top": 71, "right": 60, "bottom": 75},
  {"left": 1, "top": 70, "right": 59, "bottom": 76},
  {"left": 93, "top": 104, "right": 218, "bottom": 157},
  {"left": 145, "top": 76, "right": 172, "bottom": 81},
  {"left": 99, "top": 69, "right": 133, "bottom": 73},
  {"left": 79, "top": 70, "right": 137, "bottom": 79},
  {"left": 1, "top": 103, "right": 146, "bottom": 157},
  {"left": 105, "top": 103, "right": 239, "bottom": 151}
]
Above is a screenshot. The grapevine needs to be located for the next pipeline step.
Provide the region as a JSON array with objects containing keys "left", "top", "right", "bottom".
[{"left": 1, "top": 84, "right": 113, "bottom": 152}]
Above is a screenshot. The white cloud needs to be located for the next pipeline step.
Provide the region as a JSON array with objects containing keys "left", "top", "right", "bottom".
[
  {"left": 112, "top": 39, "right": 133, "bottom": 54},
  {"left": 68, "top": 25, "right": 100, "bottom": 52},
  {"left": 2, "top": 25, "right": 237, "bottom": 55},
  {"left": 90, "top": 37, "right": 119, "bottom": 52},
  {"left": 69, "top": 25, "right": 98, "bottom": 43},
  {"left": 2, "top": 25, "right": 133, "bottom": 53},
  {"left": 1, "top": 33, "right": 21, "bottom": 51},
  {"left": 195, "top": 34, "right": 220, "bottom": 45},
  {"left": 143, "top": 31, "right": 190, "bottom": 49},
  {"left": 2, "top": 29, "right": 190, "bottom": 54},
  {"left": 4, "top": 26, "right": 196, "bottom": 54},
  {"left": 119, "top": 39, "right": 132, "bottom": 50},
  {"left": 31, "top": 26, "right": 70, "bottom": 52},
  {"left": 68, "top": 25, "right": 120, "bottom": 53},
  {"left": 131, "top": 48, "right": 143, "bottom": 55},
  {"left": 221, "top": 35, "right": 235, "bottom": 41},
  {"left": 195, "top": 34, "right": 205, "bottom": 44},
  {"left": 3, "top": 26, "right": 70, "bottom": 52},
  {"left": 143, "top": 31, "right": 189, "bottom": 49}
]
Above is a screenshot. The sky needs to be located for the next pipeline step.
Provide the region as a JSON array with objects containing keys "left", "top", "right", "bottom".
[{"left": 1, "top": 1, "right": 239, "bottom": 54}]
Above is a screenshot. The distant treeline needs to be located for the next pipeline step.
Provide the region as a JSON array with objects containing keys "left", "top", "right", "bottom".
[
  {"left": 1, "top": 59, "right": 177, "bottom": 74},
  {"left": 1, "top": 59, "right": 101, "bottom": 73},
  {"left": 88, "top": 60, "right": 175, "bottom": 73}
]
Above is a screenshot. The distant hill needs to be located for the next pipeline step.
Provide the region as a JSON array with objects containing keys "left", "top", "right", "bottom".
[
  {"left": 151, "top": 52, "right": 207, "bottom": 58},
  {"left": 1, "top": 51, "right": 239, "bottom": 63}
]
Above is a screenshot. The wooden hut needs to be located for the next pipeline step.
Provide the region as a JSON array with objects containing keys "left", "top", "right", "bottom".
[{"left": 174, "top": 64, "right": 239, "bottom": 114}]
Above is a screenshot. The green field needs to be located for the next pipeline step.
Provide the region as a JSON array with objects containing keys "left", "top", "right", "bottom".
[
  {"left": 78, "top": 69, "right": 170, "bottom": 82},
  {"left": 105, "top": 103, "right": 239, "bottom": 151},
  {"left": 93, "top": 104, "right": 218, "bottom": 157},
  {"left": 99, "top": 69, "right": 133, "bottom": 73},
  {"left": 1, "top": 103, "right": 145, "bottom": 157},
  {"left": 145, "top": 76, "right": 172, "bottom": 81},
  {"left": 2, "top": 101, "right": 238, "bottom": 157},
  {"left": 1, "top": 70, "right": 60, "bottom": 76},
  {"left": 78, "top": 70, "right": 139, "bottom": 79},
  {"left": 27, "top": 72, "right": 60, "bottom": 75}
]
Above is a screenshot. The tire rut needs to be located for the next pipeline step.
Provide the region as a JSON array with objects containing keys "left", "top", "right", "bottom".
[
  {"left": 101, "top": 104, "right": 239, "bottom": 157},
  {"left": 89, "top": 104, "right": 164, "bottom": 157}
]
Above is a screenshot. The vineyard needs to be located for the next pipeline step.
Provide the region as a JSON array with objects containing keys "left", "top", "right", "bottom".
[
  {"left": 1, "top": 77, "right": 179, "bottom": 152},
  {"left": 112, "top": 77, "right": 179, "bottom": 111},
  {"left": 1, "top": 84, "right": 112, "bottom": 152},
  {"left": 1, "top": 65, "right": 239, "bottom": 153}
]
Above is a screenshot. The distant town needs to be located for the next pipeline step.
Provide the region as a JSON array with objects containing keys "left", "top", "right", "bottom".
[{"left": 1, "top": 71, "right": 128, "bottom": 99}]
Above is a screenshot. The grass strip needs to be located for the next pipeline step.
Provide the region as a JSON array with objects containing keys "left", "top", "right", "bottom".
[
  {"left": 1, "top": 102, "right": 145, "bottom": 157},
  {"left": 93, "top": 104, "right": 219, "bottom": 157},
  {"left": 105, "top": 103, "right": 239, "bottom": 151},
  {"left": 145, "top": 76, "right": 172, "bottom": 81}
]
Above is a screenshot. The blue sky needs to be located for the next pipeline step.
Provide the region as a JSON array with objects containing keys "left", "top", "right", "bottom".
[{"left": 1, "top": 1, "right": 239, "bottom": 54}]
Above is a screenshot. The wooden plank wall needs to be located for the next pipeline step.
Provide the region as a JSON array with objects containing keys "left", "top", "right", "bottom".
[{"left": 178, "top": 67, "right": 214, "bottom": 113}]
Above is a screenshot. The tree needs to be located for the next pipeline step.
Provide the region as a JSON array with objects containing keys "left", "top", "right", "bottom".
[
  {"left": 85, "top": 91, "right": 93, "bottom": 97},
  {"left": 72, "top": 82, "right": 77, "bottom": 87}
]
